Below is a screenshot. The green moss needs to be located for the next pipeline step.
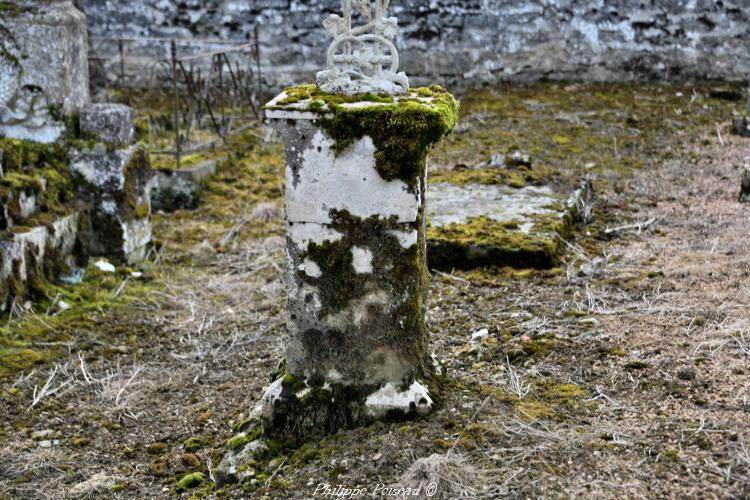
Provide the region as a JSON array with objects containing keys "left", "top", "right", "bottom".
[
  {"left": 317, "top": 89, "right": 458, "bottom": 188},
  {"left": 505, "top": 338, "right": 557, "bottom": 364},
  {"left": 233, "top": 416, "right": 261, "bottom": 433},
  {"left": 269, "top": 85, "right": 458, "bottom": 188},
  {"left": 227, "top": 435, "right": 250, "bottom": 451},
  {"left": 280, "top": 372, "right": 306, "bottom": 392},
  {"left": 289, "top": 442, "right": 319, "bottom": 467},
  {"left": 274, "top": 84, "right": 395, "bottom": 106},
  {"left": 266, "top": 437, "right": 297, "bottom": 455},
  {"left": 597, "top": 346, "right": 626, "bottom": 357},
  {"left": 177, "top": 472, "right": 205, "bottom": 491},
  {"left": 0, "top": 348, "right": 45, "bottom": 378}
]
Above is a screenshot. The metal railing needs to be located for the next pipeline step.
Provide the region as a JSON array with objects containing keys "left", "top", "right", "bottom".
[{"left": 88, "top": 29, "right": 263, "bottom": 168}]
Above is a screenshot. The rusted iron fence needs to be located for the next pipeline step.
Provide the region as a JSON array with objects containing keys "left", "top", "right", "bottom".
[{"left": 89, "top": 30, "right": 263, "bottom": 168}]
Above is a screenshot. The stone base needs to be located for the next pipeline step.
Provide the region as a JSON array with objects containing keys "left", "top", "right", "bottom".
[
  {"left": 257, "top": 374, "right": 433, "bottom": 441},
  {"left": 215, "top": 372, "right": 435, "bottom": 486}
]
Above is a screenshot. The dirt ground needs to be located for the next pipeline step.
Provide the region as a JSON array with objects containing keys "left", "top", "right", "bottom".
[{"left": 1, "top": 83, "right": 749, "bottom": 499}]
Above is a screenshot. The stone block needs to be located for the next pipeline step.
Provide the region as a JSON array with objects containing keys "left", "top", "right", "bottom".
[
  {"left": 79, "top": 103, "right": 135, "bottom": 146},
  {"left": 0, "top": 212, "right": 87, "bottom": 311},
  {"left": 0, "top": 0, "right": 89, "bottom": 143},
  {"left": 426, "top": 180, "right": 591, "bottom": 270},
  {"left": 149, "top": 160, "right": 218, "bottom": 212},
  {"left": 71, "top": 145, "right": 153, "bottom": 264}
]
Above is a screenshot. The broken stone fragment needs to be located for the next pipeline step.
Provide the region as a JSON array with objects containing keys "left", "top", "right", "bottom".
[
  {"left": 149, "top": 160, "right": 217, "bottom": 212},
  {"left": 79, "top": 103, "right": 135, "bottom": 146},
  {"left": 71, "top": 145, "right": 153, "bottom": 264}
]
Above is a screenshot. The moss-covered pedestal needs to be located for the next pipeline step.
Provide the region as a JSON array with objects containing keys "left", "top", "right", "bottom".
[{"left": 216, "top": 86, "right": 457, "bottom": 484}]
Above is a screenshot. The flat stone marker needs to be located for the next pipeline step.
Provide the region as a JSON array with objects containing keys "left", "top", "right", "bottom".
[{"left": 427, "top": 182, "right": 588, "bottom": 270}]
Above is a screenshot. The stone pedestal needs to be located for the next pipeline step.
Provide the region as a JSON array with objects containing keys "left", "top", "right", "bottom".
[
  {"left": 216, "top": 85, "right": 457, "bottom": 484},
  {"left": 263, "top": 86, "right": 458, "bottom": 439},
  {"left": 0, "top": 0, "right": 89, "bottom": 143}
]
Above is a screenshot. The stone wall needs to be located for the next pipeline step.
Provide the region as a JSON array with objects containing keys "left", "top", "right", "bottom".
[{"left": 79, "top": 0, "right": 750, "bottom": 88}]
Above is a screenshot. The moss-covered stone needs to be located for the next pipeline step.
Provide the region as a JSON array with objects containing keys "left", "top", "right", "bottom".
[
  {"left": 267, "top": 85, "right": 459, "bottom": 189},
  {"left": 176, "top": 472, "right": 205, "bottom": 491}
]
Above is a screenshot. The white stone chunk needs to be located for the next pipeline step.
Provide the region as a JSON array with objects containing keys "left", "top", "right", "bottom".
[
  {"left": 286, "top": 131, "right": 420, "bottom": 224},
  {"left": 365, "top": 380, "right": 433, "bottom": 418}
]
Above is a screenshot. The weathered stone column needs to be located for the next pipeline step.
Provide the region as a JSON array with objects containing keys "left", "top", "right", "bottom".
[
  {"left": 0, "top": 0, "right": 89, "bottom": 143},
  {"left": 258, "top": 87, "right": 457, "bottom": 442}
]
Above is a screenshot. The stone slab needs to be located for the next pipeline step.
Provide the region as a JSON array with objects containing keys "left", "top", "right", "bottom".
[{"left": 427, "top": 182, "right": 587, "bottom": 270}]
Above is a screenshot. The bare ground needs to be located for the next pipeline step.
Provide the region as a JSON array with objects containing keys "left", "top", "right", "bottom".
[{"left": 1, "top": 84, "right": 749, "bottom": 499}]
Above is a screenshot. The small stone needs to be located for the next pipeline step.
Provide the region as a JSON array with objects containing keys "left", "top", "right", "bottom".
[
  {"left": 372, "top": 452, "right": 382, "bottom": 462},
  {"left": 677, "top": 367, "right": 696, "bottom": 381},
  {"left": 503, "top": 151, "right": 532, "bottom": 169},
  {"left": 94, "top": 260, "right": 116, "bottom": 273},
  {"left": 740, "top": 159, "right": 750, "bottom": 203},
  {"left": 732, "top": 117, "right": 750, "bottom": 137},
  {"left": 30, "top": 429, "right": 55, "bottom": 440},
  {"left": 267, "top": 457, "right": 286, "bottom": 473},
  {"left": 79, "top": 103, "right": 135, "bottom": 146},
  {"left": 196, "top": 411, "right": 212, "bottom": 424},
  {"left": 471, "top": 328, "right": 489, "bottom": 341}
]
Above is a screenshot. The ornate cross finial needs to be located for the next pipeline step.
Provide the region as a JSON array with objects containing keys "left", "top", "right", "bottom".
[{"left": 316, "top": 0, "right": 409, "bottom": 96}]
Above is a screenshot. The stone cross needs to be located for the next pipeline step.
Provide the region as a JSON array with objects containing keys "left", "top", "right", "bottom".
[{"left": 316, "top": 0, "right": 409, "bottom": 95}]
